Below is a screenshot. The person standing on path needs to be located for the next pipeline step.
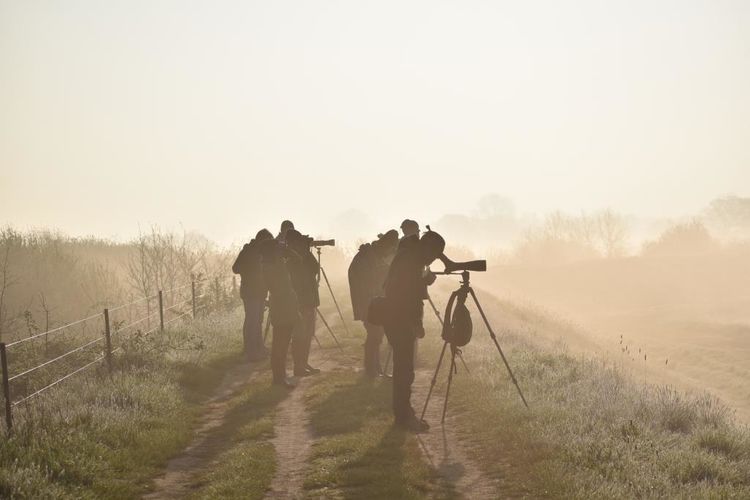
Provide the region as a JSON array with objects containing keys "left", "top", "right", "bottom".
[
  {"left": 286, "top": 229, "right": 323, "bottom": 377},
  {"left": 349, "top": 230, "right": 399, "bottom": 377},
  {"left": 383, "top": 229, "right": 445, "bottom": 432},
  {"left": 260, "top": 239, "right": 302, "bottom": 388},
  {"left": 232, "top": 228, "right": 273, "bottom": 362}
]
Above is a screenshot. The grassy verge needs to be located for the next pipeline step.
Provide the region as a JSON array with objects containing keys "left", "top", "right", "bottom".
[
  {"left": 0, "top": 308, "right": 246, "bottom": 499},
  {"left": 302, "top": 370, "right": 454, "bottom": 499},
  {"left": 428, "top": 291, "right": 750, "bottom": 498}
]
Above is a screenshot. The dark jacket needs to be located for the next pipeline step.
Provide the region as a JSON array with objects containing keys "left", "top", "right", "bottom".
[
  {"left": 232, "top": 240, "right": 266, "bottom": 300},
  {"left": 384, "top": 235, "right": 429, "bottom": 326},
  {"left": 349, "top": 243, "right": 392, "bottom": 321},
  {"left": 263, "top": 251, "right": 300, "bottom": 328},
  {"left": 287, "top": 248, "right": 320, "bottom": 308}
]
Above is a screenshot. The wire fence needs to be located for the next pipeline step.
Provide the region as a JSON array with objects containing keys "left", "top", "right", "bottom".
[{"left": 0, "top": 274, "right": 237, "bottom": 432}]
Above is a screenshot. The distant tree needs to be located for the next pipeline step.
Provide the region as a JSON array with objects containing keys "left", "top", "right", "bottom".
[
  {"left": 704, "top": 196, "right": 750, "bottom": 239},
  {"left": 594, "top": 209, "right": 629, "bottom": 258},
  {"left": 511, "top": 209, "right": 629, "bottom": 264},
  {"left": 642, "top": 220, "right": 716, "bottom": 257}
]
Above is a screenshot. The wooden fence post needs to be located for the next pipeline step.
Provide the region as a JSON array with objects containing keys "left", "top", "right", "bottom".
[
  {"left": 191, "top": 281, "right": 197, "bottom": 319},
  {"left": 158, "top": 291, "right": 164, "bottom": 332},
  {"left": 0, "top": 343, "right": 12, "bottom": 432},
  {"left": 103, "top": 308, "right": 113, "bottom": 373}
]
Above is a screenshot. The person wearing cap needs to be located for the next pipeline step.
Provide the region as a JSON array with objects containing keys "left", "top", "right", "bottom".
[
  {"left": 232, "top": 228, "right": 274, "bottom": 362},
  {"left": 399, "top": 219, "right": 420, "bottom": 246},
  {"left": 398, "top": 219, "right": 428, "bottom": 365},
  {"left": 383, "top": 229, "right": 445, "bottom": 432},
  {"left": 348, "top": 230, "right": 399, "bottom": 377},
  {"left": 259, "top": 238, "right": 301, "bottom": 388},
  {"left": 285, "top": 229, "right": 322, "bottom": 377}
]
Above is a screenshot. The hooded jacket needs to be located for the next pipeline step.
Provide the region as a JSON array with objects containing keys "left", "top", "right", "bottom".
[{"left": 232, "top": 239, "right": 267, "bottom": 300}]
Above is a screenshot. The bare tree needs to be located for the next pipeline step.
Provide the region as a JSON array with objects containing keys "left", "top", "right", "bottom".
[{"left": 594, "top": 209, "right": 628, "bottom": 258}]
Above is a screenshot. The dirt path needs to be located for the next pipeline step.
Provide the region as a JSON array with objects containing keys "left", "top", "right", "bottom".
[
  {"left": 265, "top": 376, "right": 313, "bottom": 499},
  {"left": 265, "top": 344, "right": 355, "bottom": 499},
  {"left": 143, "top": 361, "right": 261, "bottom": 499},
  {"left": 412, "top": 365, "right": 503, "bottom": 499}
]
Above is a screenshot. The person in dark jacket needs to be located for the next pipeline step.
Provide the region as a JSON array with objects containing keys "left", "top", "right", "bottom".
[
  {"left": 286, "top": 229, "right": 322, "bottom": 377},
  {"left": 276, "top": 220, "right": 295, "bottom": 244},
  {"left": 259, "top": 238, "right": 302, "bottom": 388},
  {"left": 348, "top": 230, "right": 399, "bottom": 377},
  {"left": 232, "top": 229, "right": 273, "bottom": 362},
  {"left": 383, "top": 229, "right": 445, "bottom": 432}
]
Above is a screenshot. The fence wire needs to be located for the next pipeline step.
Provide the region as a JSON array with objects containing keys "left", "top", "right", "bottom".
[{"left": 1, "top": 275, "right": 233, "bottom": 418}]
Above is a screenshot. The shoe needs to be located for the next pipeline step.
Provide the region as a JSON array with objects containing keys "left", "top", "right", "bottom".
[
  {"left": 305, "top": 365, "right": 321, "bottom": 375},
  {"left": 395, "top": 416, "right": 430, "bottom": 433},
  {"left": 294, "top": 370, "right": 314, "bottom": 378}
]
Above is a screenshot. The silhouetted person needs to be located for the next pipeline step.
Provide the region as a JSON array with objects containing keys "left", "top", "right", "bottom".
[
  {"left": 276, "top": 220, "right": 295, "bottom": 244},
  {"left": 232, "top": 229, "right": 273, "bottom": 362},
  {"left": 348, "top": 230, "right": 399, "bottom": 377},
  {"left": 398, "top": 219, "right": 427, "bottom": 365},
  {"left": 286, "top": 229, "right": 322, "bottom": 377},
  {"left": 384, "top": 229, "right": 445, "bottom": 432},
  {"left": 400, "top": 219, "right": 420, "bottom": 242},
  {"left": 260, "top": 239, "right": 301, "bottom": 388}
]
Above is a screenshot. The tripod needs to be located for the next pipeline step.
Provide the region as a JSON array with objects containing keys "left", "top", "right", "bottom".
[{"left": 420, "top": 271, "right": 528, "bottom": 424}]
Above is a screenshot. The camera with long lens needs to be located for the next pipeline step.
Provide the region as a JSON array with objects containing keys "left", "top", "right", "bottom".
[
  {"left": 439, "top": 255, "right": 487, "bottom": 273},
  {"left": 299, "top": 235, "right": 336, "bottom": 248}
]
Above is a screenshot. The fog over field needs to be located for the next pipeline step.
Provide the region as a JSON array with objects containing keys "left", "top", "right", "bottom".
[{"left": 1, "top": 1, "right": 749, "bottom": 497}]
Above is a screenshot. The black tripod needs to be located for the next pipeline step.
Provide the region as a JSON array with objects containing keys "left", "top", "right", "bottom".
[{"left": 420, "top": 271, "right": 528, "bottom": 424}]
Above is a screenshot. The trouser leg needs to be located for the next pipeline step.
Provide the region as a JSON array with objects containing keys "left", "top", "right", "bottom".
[
  {"left": 255, "top": 300, "right": 267, "bottom": 352},
  {"left": 364, "top": 322, "right": 384, "bottom": 376},
  {"left": 242, "top": 297, "right": 253, "bottom": 356},
  {"left": 302, "top": 307, "right": 315, "bottom": 366},
  {"left": 271, "top": 324, "right": 293, "bottom": 383},
  {"left": 386, "top": 326, "right": 415, "bottom": 422},
  {"left": 292, "top": 307, "right": 315, "bottom": 375},
  {"left": 245, "top": 298, "right": 265, "bottom": 359}
]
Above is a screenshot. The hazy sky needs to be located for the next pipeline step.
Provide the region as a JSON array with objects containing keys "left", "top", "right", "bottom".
[{"left": 1, "top": 0, "right": 748, "bottom": 245}]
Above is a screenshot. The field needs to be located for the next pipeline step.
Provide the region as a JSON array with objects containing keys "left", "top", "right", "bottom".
[
  {"left": 476, "top": 249, "right": 750, "bottom": 423},
  {"left": 1, "top": 271, "right": 748, "bottom": 498}
]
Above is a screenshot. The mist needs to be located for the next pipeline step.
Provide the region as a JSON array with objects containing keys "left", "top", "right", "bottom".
[
  {"left": 2, "top": 1, "right": 750, "bottom": 497},
  {"left": 2, "top": 0, "right": 749, "bottom": 245}
]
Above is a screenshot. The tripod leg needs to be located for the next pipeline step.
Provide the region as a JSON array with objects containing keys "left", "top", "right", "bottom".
[
  {"left": 427, "top": 296, "right": 444, "bottom": 326},
  {"left": 468, "top": 288, "right": 529, "bottom": 408},
  {"left": 313, "top": 334, "right": 322, "bottom": 348},
  {"left": 420, "top": 341, "right": 448, "bottom": 421},
  {"left": 441, "top": 349, "right": 457, "bottom": 424},
  {"left": 316, "top": 308, "right": 344, "bottom": 352},
  {"left": 320, "top": 266, "right": 352, "bottom": 337}
]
